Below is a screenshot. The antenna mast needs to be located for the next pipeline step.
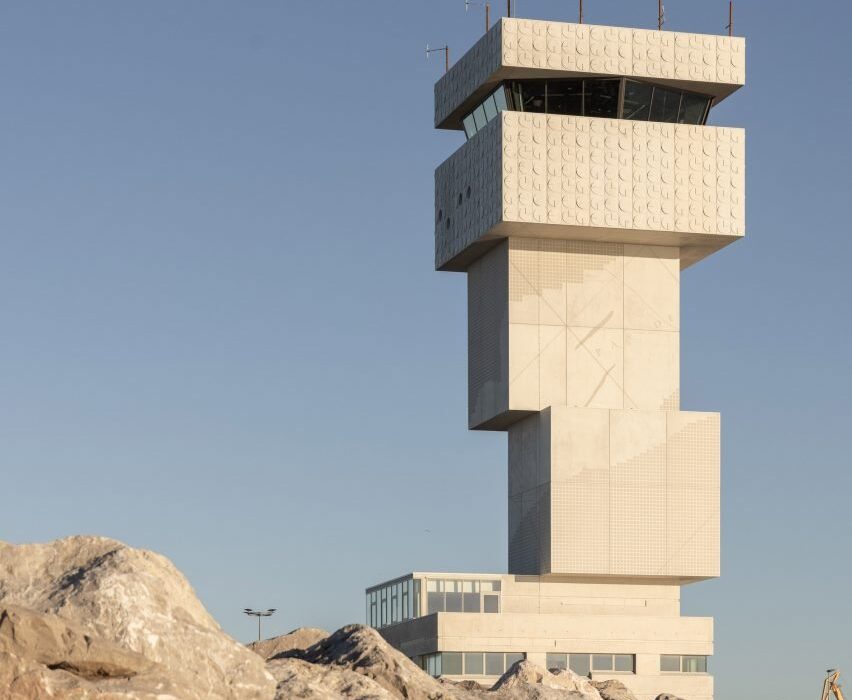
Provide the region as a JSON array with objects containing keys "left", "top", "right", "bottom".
[
  {"left": 579, "top": 0, "right": 584, "bottom": 23},
  {"left": 507, "top": 0, "right": 512, "bottom": 18},
  {"left": 465, "top": 0, "right": 491, "bottom": 33},
  {"left": 426, "top": 44, "right": 450, "bottom": 73},
  {"left": 657, "top": 0, "right": 665, "bottom": 29},
  {"left": 726, "top": 1, "right": 734, "bottom": 36}
]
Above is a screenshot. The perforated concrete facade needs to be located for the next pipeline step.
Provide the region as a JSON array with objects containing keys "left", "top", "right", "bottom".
[
  {"left": 468, "top": 239, "right": 681, "bottom": 430},
  {"left": 508, "top": 407, "right": 720, "bottom": 579},
  {"left": 436, "top": 113, "right": 745, "bottom": 271}
]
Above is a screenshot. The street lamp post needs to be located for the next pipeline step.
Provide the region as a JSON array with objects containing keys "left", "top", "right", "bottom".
[{"left": 243, "top": 608, "right": 276, "bottom": 642}]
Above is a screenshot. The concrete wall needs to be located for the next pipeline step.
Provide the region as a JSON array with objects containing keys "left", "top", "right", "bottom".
[
  {"left": 508, "top": 407, "right": 720, "bottom": 579},
  {"left": 468, "top": 239, "right": 681, "bottom": 429},
  {"left": 435, "top": 113, "right": 745, "bottom": 271}
]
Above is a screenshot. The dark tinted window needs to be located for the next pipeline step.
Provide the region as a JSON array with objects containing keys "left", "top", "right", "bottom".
[
  {"left": 547, "top": 79, "right": 583, "bottom": 115},
  {"left": 650, "top": 86, "right": 682, "bottom": 123},
  {"left": 584, "top": 79, "right": 620, "bottom": 118},
  {"left": 623, "top": 80, "right": 653, "bottom": 120},
  {"left": 679, "top": 92, "right": 710, "bottom": 124},
  {"left": 515, "top": 81, "right": 546, "bottom": 113}
]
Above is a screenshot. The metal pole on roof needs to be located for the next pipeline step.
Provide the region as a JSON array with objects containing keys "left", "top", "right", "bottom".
[
  {"left": 579, "top": 0, "right": 583, "bottom": 23},
  {"left": 658, "top": 0, "right": 664, "bottom": 29},
  {"left": 507, "top": 0, "right": 512, "bottom": 18},
  {"left": 727, "top": 1, "right": 734, "bottom": 36},
  {"left": 486, "top": 2, "right": 490, "bottom": 30}
]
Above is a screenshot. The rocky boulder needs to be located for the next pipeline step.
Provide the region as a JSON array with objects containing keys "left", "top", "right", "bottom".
[
  {"left": 491, "top": 661, "right": 603, "bottom": 699},
  {"left": 656, "top": 696, "right": 687, "bottom": 700},
  {"left": 249, "top": 627, "right": 329, "bottom": 662},
  {"left": 289, "top": 624, "right": 474, "bottom": 699},
  {"left": 0, "top": 535, "right": 275, "bottom": 699},
  {"left": 592, "top": 679, "right": 639, "bottom": 700}
]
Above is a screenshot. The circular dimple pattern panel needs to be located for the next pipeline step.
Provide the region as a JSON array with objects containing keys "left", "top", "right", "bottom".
[{"left": 435, "top": 113, "right": 744, "bottom": 269}]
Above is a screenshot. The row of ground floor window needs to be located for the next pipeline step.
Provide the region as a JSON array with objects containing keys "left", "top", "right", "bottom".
[{"left": 416, "top": 652, "right": 708, "bottom": 677}]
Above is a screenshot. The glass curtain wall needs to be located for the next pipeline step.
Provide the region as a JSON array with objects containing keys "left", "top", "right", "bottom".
[{"left": 462, "top": 78, "right": 712, "bottom": 140}]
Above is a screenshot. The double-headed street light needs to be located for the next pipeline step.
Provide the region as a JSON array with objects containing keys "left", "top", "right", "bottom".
[{"left": 243, "top": 608, "right": 276, "bottom": 642}]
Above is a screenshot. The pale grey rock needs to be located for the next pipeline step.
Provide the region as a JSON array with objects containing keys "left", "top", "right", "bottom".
[
  {"left": 267, "top": 656, "right": 393, "bottom": 699},
  {"left": 0, "top": 535, "right": 275, "bottom": 700},
  {"left": 249, "top": 627, "right": 329, "bottom": 661},
  {"left": 293, "top": 624, "right": 474, "bottom": 699},
  {"left": 656, "top": 695, "right": 688, "bottom": 700},
  {"left": 491, "top": 661, "right": 603, "bottom": 699},
  {"left": 592, "top": 679, "right": 639, "bottom": 700},
  {"left": 0, "top": 604, "right": 154, "bottom": 679}
]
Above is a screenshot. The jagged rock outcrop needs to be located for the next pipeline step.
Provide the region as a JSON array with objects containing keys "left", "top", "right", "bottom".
[
  {"left": 287, "top": 624, "right": 474, "bottom": 699},
  {"left": 491, "top": 661, "right": 603, "bottom": 699},
  {"left": 0, "top": 536, "right": 275, "bottom": 700},
  {"left": 656, "top": 695, "right": 687, "bottom": 700},
  {"left": 267, "top": 656, "right": 394, "bottom": 699},
  {"left": 0, "top": 604, "right": 154, "bottom": 679},
  {"left": 592, "top": 679, "right": 639, "bottom": 700},
  {"left": 249, "top": 628, "right": 329, "bottom": 661}
]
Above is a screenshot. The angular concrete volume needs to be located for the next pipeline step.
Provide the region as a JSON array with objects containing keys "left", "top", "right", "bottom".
[{"left": 366, "top": 16, "right": 745, "bottom": 700}]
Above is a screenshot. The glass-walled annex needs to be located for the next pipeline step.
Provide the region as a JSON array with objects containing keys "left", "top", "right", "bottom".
[
  {"left": 462, "top": 77, "right": 713, "bottom": 139},
  {"left": 366, "top": 574, "right": 503, "bottom": 629}
]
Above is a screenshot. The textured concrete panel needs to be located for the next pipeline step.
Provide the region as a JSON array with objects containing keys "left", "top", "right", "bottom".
[
  {"left": 509, "top": 408, "right": 720, "bottom": 579},
  {"left": 435, "top": 18, "right": 745, "bottom": 130},
  {"left": 435, "top": 114, "right": 745, "bottom": 271},
  {"left": 468, "top": 239, "right": 678, "bottom": 428}
]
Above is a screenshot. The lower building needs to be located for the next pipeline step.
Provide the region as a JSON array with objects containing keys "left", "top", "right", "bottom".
[{"left": 366, "top": 572, "right": 712, "bottom": 700}]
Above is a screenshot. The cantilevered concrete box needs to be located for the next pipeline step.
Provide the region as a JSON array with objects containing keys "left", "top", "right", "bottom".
[
  {"left": 436, "top": 112, "right": 745, "bottom": 271},
  {"left": 468, "top": 239, "right": 681, "bottom": 430},
  {"left": 435, "top": 19, "right": 745, "bottom": 130},
  {"left": 508, "top": 407, "right": 720, "bottom": 580}
]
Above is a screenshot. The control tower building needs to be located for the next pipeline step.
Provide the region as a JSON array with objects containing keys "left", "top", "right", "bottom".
[{"left": 366, "top": 17, "right": 744, "bottom": 700}]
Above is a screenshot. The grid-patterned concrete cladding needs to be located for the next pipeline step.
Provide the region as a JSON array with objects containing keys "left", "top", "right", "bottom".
[
  {"left": 508, "top": 407, "right": 720, "bottom": 579},
  {"left": 468, "top": 239, "right": 681, "bottom": 430},
  {"left": 366, "top": 16, "right": 744, "bottom": 700}
]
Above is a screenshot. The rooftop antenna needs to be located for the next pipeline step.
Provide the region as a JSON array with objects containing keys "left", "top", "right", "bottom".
[
  {"left": 507, "top": 0, "right": 512, "bottom": 18},
  {"left": 579, "top": 0, "right": 584, "bottom": 23},
  {"left": 658, "top": 0, "right": 665, "bottom": 29},
  {"left": 426, "top": 43, "right": 450, "bottom": 73},
  {"left": 726, "top": 1, "right": 734, "bottom": 36},
  {"left": 465, "top": 0, "right": 491, "bottom": 33}
]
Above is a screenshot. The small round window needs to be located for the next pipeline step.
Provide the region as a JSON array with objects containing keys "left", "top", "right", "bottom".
[
  {"left": 466, "top": 186, "right": 472, "bottom": 199},
  {"left": 437, "top": 209, "right": 443, "bottom": 223}
]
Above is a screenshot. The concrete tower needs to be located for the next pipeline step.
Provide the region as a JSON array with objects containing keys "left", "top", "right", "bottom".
[{"left": 366, "top": 17, "right": 744, "bottom": 700}]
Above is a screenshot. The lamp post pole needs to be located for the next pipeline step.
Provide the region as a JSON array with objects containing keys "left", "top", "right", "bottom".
[{"left": 243, "top": 608, "right": 276, "bottom": 643}]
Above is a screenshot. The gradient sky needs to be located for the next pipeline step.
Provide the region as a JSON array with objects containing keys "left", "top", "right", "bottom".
[{"left": 1, "top": 2, "right": 850, "bottom": 698}]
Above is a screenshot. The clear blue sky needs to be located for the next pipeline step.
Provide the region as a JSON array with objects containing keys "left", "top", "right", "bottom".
[{"left": 1, "top": 2, "right": 849, "bottom": 698}]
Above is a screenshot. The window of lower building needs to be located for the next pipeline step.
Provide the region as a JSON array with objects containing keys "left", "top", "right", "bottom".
[
  {"left": 546, "top": 653, "right": 635, "bottom": 676},
  {"left": 546, "top": 653, "right": 568, "bottom": 671},
  {"left": 418, "top": 651, "right": 525, "bottom": 677},
  {"left": 424, "top": 577, "right": 501, "bottom": 615},
  {"left": 366, "top": 577, "right": 420, "bottom": 629},
  {"left": 661, "top": 655, "right": 709, "bottom": 673}
]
